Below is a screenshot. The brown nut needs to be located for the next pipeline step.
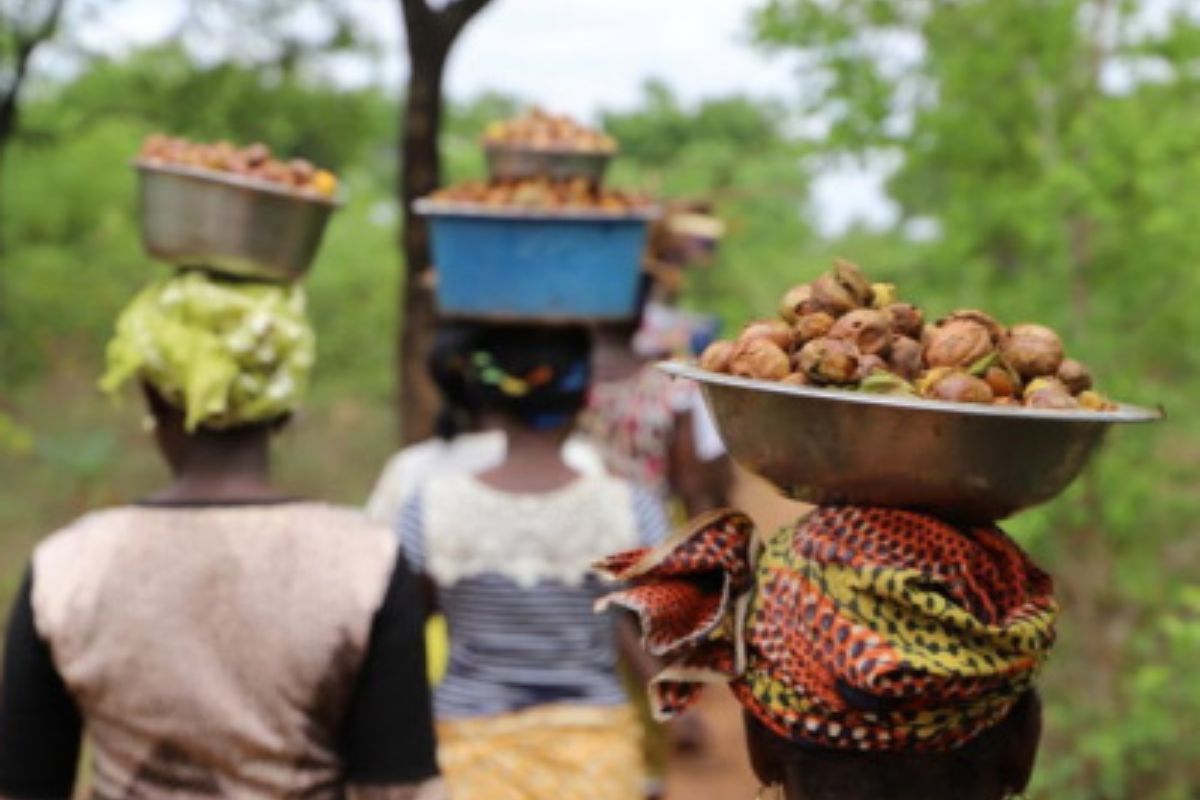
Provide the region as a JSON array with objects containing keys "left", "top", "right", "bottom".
[
  {"left": 729, "top": 338, "right": 791, "bottom": 381},
  {"left": 940, "top": 309, "right": 1005, "bottom": 344},
  {"left": 983, "top": 365, "right": 1020, "bottom": 398},
  {"left": 793, "top": 312, "right": 835, "bottom": 345},
  {"left": 828, "top": 308, "right": 892, "bottom": 356},
  {"left": 141, "top": 134, "right": 170, "bottom": 158},
  {"left": 924, "top": 370, "right": 995, "bottom": 404},
  {"left": 796, "top": 337, "right": 860, "bottom": 385},
  {"left": 884, "top": 303, "right": 924, "bottom": 339},
  {"left": 243, "top": 142, "right": 270, "bottom": 166},
  {"left": 738, "top": 319, "right": 794, "bottom": 351},
  {"left": 1024, "top": 377, "right": 1065, "bottom": 396},
  {"left": 289, "top": 158, "right": 316, "bottom": 184},
  {"left": 1001, "top": 323, "right": 1064, "bottom": 380},
  {"left": 699, "top": 340, "right": 736, "bottom": 373},
  {"left": 888, "top": 335, "right": 923, "bottom": 380},
  {"left": 1023, "top": 377, "right": 1076, "bottom": 409},
  {"left": 259, "top": 159, "right": 291, "bottom": 184},
  {"left": 779, "top": 284, "right": 816, "bottom": 324},
  {"left": 923, "top": 320, "right": 995, "bottom": 369},
  {"left": 1024, "top": 383, "right": 1078, "bottom": 410},
  {"left": 832, "top": 259, "right": 874, "bottom": 306},
  {"left": 810, "top": 273, "right": 859, "bottom": 316},
  {"left": 916, "top": 366, "right": 953, "bottom": 395},
  {"left": 1057, "top": 358, "right": 1093, "bottom": 394},
  {"left": 855, "top": 353, "right": 889, "bottom": 380},
  {"left": 780, "top": 372, "right": 811, "bottom": 387}
]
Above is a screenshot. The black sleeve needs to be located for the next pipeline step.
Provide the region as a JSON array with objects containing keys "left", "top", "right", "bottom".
[
  {"left": 0, "top": 567, "right": 82, "bottom": 800},
  {"left": 339, "top": 555, "right": 439, "bottom": 785}
]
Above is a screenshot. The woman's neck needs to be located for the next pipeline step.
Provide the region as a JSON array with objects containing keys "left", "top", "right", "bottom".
[
  {"left": 477, "top": 421, "right": 579, "bottom": 494},
  {"left": 152, "top": 434, "right": 283, "bottom": 504},
  {"left": 592, "top": 330, "right": 644, "bottom": 383}
]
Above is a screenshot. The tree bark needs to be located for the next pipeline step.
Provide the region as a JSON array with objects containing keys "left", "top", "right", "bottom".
[
  {"left": 0, "top": 0, "right": 67, "bottom": 377},
  {"left": 396, "top": 0, "right": 493, "bottom": 444},
  {"left": 0, "top": 0, "right": 68, "bottom": 241},
  {"left": 398, "top": 46, "right": 448, "bottom": 445},
  {"left": 1, "top": 39, "right": 40, "bottom": 254}
]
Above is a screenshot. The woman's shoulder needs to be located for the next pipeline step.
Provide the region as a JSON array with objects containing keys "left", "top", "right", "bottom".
[
  {"left": 34, "top": 505, "right": 146, "bottom": 561},
  {"left": 291, "top": 501, "right": 395, "bottom": 535},
  {"left": 35, "top": 503, "right": 397, "bottom": 567}
]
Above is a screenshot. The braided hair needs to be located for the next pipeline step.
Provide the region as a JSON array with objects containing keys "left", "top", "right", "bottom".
[
  {"left": 461, "top": 324, "right": 593, "bottom": 430},
  {"left": 428, "top": 323, "right": 484, "bottom": 441}
]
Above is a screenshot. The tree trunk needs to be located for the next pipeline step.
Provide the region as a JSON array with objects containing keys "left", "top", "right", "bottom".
[
  {"left": 0, "top": 0, "right": 67, "bottom": 254},
  {"left": 398, "top": 46, "right": 448, "bottom": 444},
  {"left": 0, "top": 109, "right": 13, "bottom": 257},
  {"left": 395, "top": 0, "right": 493, "bottom": 444},
  {"left": 0, "top": 51, "right": 30, "bottom": 256}
]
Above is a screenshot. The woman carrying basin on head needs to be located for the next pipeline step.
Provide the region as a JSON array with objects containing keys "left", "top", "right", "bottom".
[
  {"left": 598, "top": 505, "right": 1058, "bottom": 800},
  {"left": 367, "top": 322, "right": 606, "bottom": 530},
  {"left": 581, "top": 202, "right": 733, "bottom": 521},
  {"left": 0, "top": 271, "right": 442, "bottom": 800},
  {"left": 399, "top": 323, "right": 681, "bottom": 800}
]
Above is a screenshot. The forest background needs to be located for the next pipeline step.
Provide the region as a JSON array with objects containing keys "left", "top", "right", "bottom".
[{"left": 1, "top": 1, "right": 1197, "bottom": 797}]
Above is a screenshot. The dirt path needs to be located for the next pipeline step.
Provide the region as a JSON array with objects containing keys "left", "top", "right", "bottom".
[
  {"left": 664, "top": 691, "right": 758, "bottom": 799},
  {"left": 663, "top": 467, "right": 811, "bottom": 799}
]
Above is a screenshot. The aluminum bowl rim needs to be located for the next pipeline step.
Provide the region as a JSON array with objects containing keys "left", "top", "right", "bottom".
[
  {"left": 658, "top": 361, "right": 1164, "bottom": 424},
  {"left": 134, "top": 160, "right": 344, "bottom": 208},
  {"left": 413, "top": 197, "right": 662, "bottom": 222}
]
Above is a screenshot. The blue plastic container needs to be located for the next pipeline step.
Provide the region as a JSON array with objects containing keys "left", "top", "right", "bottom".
[{"left": 415, "top": 201, "right": 658, "bottom": 321}]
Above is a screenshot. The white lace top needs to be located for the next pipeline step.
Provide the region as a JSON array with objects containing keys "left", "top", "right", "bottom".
[{"left": 401, "top": 473, "right": 669, "bottom": 719}]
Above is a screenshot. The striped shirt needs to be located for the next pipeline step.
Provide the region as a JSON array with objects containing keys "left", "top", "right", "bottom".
[{"left": 400, "top": 473, "right": 669, "bottom": 720}]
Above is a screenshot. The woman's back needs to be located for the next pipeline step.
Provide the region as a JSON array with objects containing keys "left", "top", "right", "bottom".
[
  {"left": 26, "top": 502, "right": 413, "bottom": 799},
  {"left": 403, "top": 472, "right": 661, "bottom": 720}
]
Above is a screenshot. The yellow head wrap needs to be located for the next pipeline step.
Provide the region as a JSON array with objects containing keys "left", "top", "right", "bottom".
[{"left": 100, "top": 271, "right": 315, "bottom": 431}]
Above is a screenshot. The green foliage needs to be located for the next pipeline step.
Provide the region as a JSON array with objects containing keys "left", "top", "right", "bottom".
[
  {"left": 20, "top": 44, "right": 393, "bottom": 169},
  {"left": 0, "top": 410, "right": 32, "bottom": 453},
  {"left": 603, "top": 81, "right": 814, "bottom": 326}
]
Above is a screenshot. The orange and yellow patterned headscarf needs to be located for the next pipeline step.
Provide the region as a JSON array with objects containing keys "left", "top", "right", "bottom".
[{"left": 596, "top": 506, "right": 1058, "bottom": 752}]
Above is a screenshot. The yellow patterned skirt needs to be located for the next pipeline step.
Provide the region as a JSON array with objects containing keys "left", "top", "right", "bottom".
[{"left": 437, "top": 704, "right": 643, "bottom": 800}]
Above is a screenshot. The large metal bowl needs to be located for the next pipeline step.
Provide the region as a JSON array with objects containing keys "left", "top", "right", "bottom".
[
  {"left": 136, "top": 161, "right": 341, "bottom": 282},
  {"left": 484, "top": 146, "right": 612, "bottom": 183},
  {"left": 661, "top": 361, "right": 1163, "bottom": 521}
]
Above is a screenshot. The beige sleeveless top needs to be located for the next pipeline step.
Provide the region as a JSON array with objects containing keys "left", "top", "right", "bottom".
[{"left": 31, "top": 502, "right": 398, "bottom": 799}]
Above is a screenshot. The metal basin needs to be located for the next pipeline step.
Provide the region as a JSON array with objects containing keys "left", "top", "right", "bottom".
[
  {"left": 136, "top": 162, "right": 341, "bottom": 282},
  {"left": 661, "top": 361, "right": 1163, "bottom": 521},
  {"left": 485, "top": 146, "right": 611, "bottom": 183}
]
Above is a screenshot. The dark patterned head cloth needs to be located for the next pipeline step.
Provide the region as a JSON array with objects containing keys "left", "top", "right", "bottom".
[{"left": 596, "top": 506, "right": 1058, "bottom": 753}]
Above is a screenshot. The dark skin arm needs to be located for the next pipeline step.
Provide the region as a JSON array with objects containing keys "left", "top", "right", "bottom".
[
  {"left": 668, "top": 409, "right": 732, "bottom": 517},
  {"left": 416, "top": 574, "right": 440, "bottom": 620},
  {"left": 0, "top": 570, "right": 82, "bottom": 800},
  {"left": 614, "top": 612, "right": 707, "bottom": 754},
  {"left": 348, "top": 779, "right": 446, "bottom": 800}
]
